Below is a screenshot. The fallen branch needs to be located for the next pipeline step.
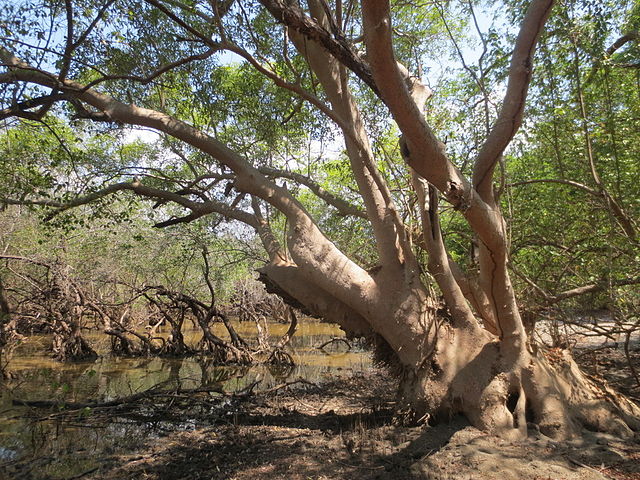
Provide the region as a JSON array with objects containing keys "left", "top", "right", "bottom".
[
  {"left": 317, "top": 337, "right": 351, "bottom": 352},
  {"left": 12, "top": 379, "right": 316, "bottom": 413},
  {"left": 258, "top": 378, "right": 317, "bottom": 395},
  {"left": 12, "top": 384, "right": 225, "bottom": 411},
  {"left": 567, "top": 457, "right": 614, "bottom": 480}
]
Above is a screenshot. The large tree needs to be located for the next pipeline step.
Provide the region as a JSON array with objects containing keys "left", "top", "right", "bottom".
[{"left": 1, "top": 0, "right": 639, "bottom": 439}]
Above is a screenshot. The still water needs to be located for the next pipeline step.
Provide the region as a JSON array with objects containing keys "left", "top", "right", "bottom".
[{"left": 0, "top": 319, "right": 372, "bottom": 479}]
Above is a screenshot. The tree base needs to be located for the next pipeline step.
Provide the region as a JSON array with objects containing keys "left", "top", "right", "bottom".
[
  {"left": 52, "top": 332, "right": 97, "bottom": 362},
  {"left": 396, "top": 328, "right": 640, "bottom": 440}
]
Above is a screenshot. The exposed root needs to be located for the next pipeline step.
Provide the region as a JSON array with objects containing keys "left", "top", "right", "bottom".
[
  {"left": 398, "top": 333, "right": 640, "bottom": 440},
  {"left": 368, "top": 333, "right": 403, "bottom": 376},
  {"left": 267, "top": 348, "right": 295, "bottom": 366},
  {"left": 198, "top": 338, "right": 254, "bottom": 365},
  {"left": 535, "top": 348, "right": 640, "bottom": 436},
  {"left": 52, "top": 331, "right": 97, "bottom": 362}
]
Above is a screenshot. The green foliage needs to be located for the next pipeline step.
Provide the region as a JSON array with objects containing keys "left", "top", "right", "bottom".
[
  {"left": 504, "top": 0, "right": 640, "bottom": 310},
  {"left": 1, "top": 0, "right": 638, "bottom": 320}
]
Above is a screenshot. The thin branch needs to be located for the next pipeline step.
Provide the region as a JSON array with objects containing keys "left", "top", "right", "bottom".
[
  {"left": 606, "top": 61, "right": 640, "bottom": 69},
  {"left": 73, "top": 0, "right": 117, "bottom": 50},
  {"left": 83, "top": 46, "right": 221, "bottom": 90},
  {"left": 509, "top": 178, "right": 600, "bottom": 195},
  {"left": 552, "top": 277, "right": 640, "bottom": 303},
  {"left": 258, "top": 166, "right": 366, "bottom": 218},
  {"left": 0, "top": 255, "right": 52, "bottom": 269},
  {"left": 0, "top": 197, "right": 64, "bottom": 208},
  {"left": 37, "top": 180, "right": 259, "bottom": 229},
  {"left": 163, "top": 0, "right": 215, "bottom": 23},
  {"left": 511, "top": 264, "right": 640, "bottom": 304},
  {"left": 102, "top": 2, "right": 354, "bottom": 151},
  {"left": 58, "top": 0, "right": 75, "bottom": 81},
  {"left": 142, "top": 0, "right": 214, "bottom": 46},
  {"left": 217, "top": 41, "right": 350, "bottom": 132},
  {"left": 509, "top": 178, "right": 637, "bottom": 240}
]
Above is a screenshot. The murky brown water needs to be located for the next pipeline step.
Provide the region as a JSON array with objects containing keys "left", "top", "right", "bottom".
[{"left": 0, "top": 319, "right": 372, "bottom": 478}]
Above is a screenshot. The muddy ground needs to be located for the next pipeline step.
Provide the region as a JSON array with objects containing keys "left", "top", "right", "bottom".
[{"left": 2, "top": 345, "right": 640, "bottom": 480}]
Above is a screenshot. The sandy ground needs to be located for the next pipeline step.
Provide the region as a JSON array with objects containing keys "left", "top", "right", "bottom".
[
  {"left": 78, "top": 363, "right": 640, "bottom": 480},
  {"left": 2, "top": 342, "right": 639, "bottom": 480}
]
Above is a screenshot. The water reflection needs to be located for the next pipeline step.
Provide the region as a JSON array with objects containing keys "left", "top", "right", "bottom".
[{"left": 0, "top": 319, "right": 371, "bottom": 479}]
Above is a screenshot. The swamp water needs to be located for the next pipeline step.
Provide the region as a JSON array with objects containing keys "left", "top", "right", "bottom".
[{"left": 0, "top": 319, "right": 372, "bottom": 479}]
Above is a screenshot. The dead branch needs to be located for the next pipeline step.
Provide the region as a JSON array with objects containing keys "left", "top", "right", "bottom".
[
  {"left": 12, "top": 384, "right": 225, "bottom": 411},
  {"left": 317, "top": 337, "right": 351, "bottom": 352}
]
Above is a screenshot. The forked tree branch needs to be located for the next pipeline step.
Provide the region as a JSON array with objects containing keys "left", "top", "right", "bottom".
[
  {"left": 257, "top": 0, "right": 380, "bottom": 96},
  {"left": 285, "top": 0, "right": 415, "bottom": 272},
  {"left": 360, "top": 0, "right": 470, "bottom": 208},
  {"left": 360, "top": 0, "right": 556, "bottom": 259},
  {"left": 0, "top": 47, "right": 378, "bottom": 318}
]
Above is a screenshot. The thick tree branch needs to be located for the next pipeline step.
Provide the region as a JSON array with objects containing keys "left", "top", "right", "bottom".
[
  {"left": 472, "top": 0, "right": 554, "bottom": 201},
  {"left": 360, "top": 0, "right": 546, "bottom": 344},
  {"left": 606, "top": 32, "right": 639, "bottom": 56},
  {"left": 410, "top": 172, "right": 483, "bottom": 333},
  {"left": 258, "top": 262, "right": 373, "bottom": 337},
  {"left": 448, "top": 259, "right": 499, "bottom": 335},
  {"left": 251, "top": 197, "right": 286, "bottom": 262},
  {"left": 258, "top": 0, "right": 380, "bottom": 96},
  {"left": 360, "top": 1, "right": 516, "bottom": 279},
  {"left": 360, "top": 1, "right": 470, "bottom": 209},
  {"left": 287, "top": 1, "right": 413, "bottom": 273}
]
